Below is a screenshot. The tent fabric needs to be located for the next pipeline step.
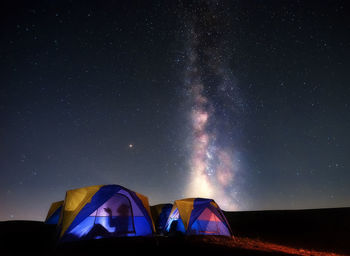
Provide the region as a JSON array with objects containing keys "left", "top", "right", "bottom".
[
  {"left": 58, "top": 184, "right": 154, "bottom": 241},
  {"left": 164, "top": 198, "right": 232, "bottom": 237},
  {"left": 151, "top": 204, "right": 167, "bottom": 221},
  {"left": 135, "top": 192, "right": 155, "bottom": 229},
  {"left": 150, "top": 204, "right": 172, "bottom": 233},
  {"left": 45, "top": 200, "right": 63, "bottom": 224},
  {"left": 59, "top": 185, "right": 103, "bottom": 237},
  {"left": 175, "top": 198, "right": 195, "bottom": 230}
]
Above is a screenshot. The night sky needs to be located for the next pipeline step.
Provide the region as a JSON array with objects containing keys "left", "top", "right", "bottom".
[{"left": 1, "top": 1, "right": 349, "bottom": 221}]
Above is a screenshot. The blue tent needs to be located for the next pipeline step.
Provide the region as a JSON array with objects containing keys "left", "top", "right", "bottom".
[
  {"left": 151, "top": 204, "right": 172, "bottom": 234},
  {"left": 45, "top": 200, "right": 63, "bottom": 224},
  {"left": 164, "top": 198, "right": 232, "bottom": 236},
  {"left": 58, "top": 185, "right": 154, "bottom": 241}
]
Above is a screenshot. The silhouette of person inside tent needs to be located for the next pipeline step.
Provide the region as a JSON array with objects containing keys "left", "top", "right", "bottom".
[{"left": 85, "top": 203, "right": 131, "bottom": 239}]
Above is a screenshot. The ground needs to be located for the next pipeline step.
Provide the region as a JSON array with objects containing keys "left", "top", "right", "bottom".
[{"left": 0, "top": 207, "right": 349, "bottom": 256}]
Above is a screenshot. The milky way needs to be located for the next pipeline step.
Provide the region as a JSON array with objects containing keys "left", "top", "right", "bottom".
[{"left": 182, "top": 3, "right": 243, "bottom": 210}]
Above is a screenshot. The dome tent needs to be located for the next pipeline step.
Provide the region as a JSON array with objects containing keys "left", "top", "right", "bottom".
[
  {"left": 164, "top": 198, "right": 232, "bottom": 236},
  {"left": 58, "top": 184, "right": 154, "bottom": 242},
  {"left": 150, "top": 203, "right": 172, "bottom": 234},
  {"left": 45, "top": 200, "right": 63, "bottom": 224}
]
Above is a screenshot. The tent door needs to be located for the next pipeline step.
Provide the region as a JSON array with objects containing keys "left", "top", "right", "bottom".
[{"left": 91, "top": 193, "right": 135, "bottom": 236}]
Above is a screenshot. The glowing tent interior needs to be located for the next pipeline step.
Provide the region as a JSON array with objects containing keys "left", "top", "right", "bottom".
[
  {"left": 57, "top": 184, "right": 154, "bottom": 241},
  {"left": 164, "top": 198, "right": 232, "bottom": 236}
]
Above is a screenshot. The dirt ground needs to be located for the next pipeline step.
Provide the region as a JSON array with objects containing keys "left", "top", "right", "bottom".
[{"left": 1, "top": 207, "right": 349, "bottom": 256}]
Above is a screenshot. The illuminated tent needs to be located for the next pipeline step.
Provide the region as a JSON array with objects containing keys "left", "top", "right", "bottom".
[
  {"left": 150, "top": 204, "right": 172, "bottom": 234},
  {"left": 58, "top": 185, "right": 154, "bottom": 241},
  {"left": 45, "top": 200, "right": 63, "bottom": 224},
  {"left": 164, "top": 198, "right": 232, "bottom": 236}
]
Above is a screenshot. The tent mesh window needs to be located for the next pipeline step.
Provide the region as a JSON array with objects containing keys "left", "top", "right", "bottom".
[
  {"left": 91, "top": 193, "right": 136, "bottom": 236},
  {"left": 190, "top": 208, "right": 221, "bottom": 235}
]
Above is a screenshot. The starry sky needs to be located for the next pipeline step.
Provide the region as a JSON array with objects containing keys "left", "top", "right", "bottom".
[{"left": 1, "top": 0, "right": 349, "bottom": 221}]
